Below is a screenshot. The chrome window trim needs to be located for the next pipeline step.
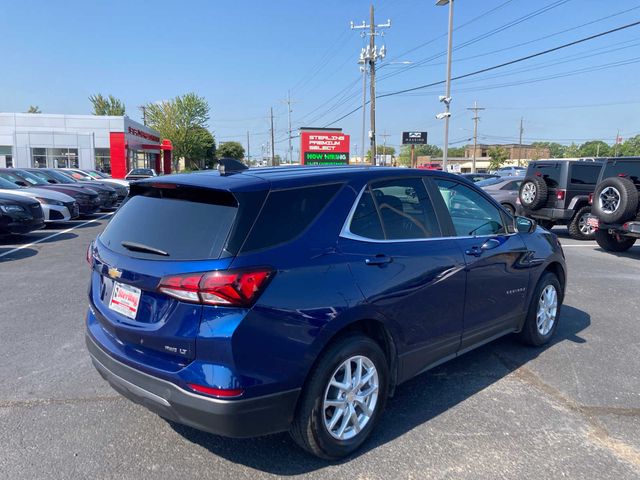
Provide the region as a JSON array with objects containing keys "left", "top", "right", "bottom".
[{"left": 339, "top": 184, "right": 517, "bottom": 244}]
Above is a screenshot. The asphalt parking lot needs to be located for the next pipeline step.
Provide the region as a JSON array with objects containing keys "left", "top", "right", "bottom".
[{"left": 1, "top": 219, "right": 639, "bottom": 479}]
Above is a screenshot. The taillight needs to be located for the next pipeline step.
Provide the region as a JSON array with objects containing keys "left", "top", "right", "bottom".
[
  {"left": 556, "top": 189, "right": 566, "bottom": 201},
  {"left": 158, "top": 268, "right": 273, "bottom": 307},
  {"left": 588, "top": 193, "right": 594, "bottom": 205},
  {"left": 87, "top": 241, "right": 93, "bottom": 266},
  {"left": 187, "top": 383, "right": 244, "bottom": 398}
]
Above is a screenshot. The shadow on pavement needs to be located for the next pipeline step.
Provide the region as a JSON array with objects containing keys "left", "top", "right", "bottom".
[
  {"left": 0, "top": 247, "right": 38, "bottom": 262},
  {"left": 169, "top": 304, "right": 590, "bottom": 474}
]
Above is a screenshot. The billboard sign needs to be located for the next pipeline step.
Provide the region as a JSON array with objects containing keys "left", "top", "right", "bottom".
[
  {"left": 300, "top": 129, "right": 350, "bottom": 165},
  {"left": 402, "top": 131, "right": 428, "bottom": 145}
]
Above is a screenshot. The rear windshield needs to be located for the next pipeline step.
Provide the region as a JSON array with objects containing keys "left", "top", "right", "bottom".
[
  {"left": 602, "top": 160, "right": 640, "bottom": 184},
  {"left": 475, "top": 177, "right": 504, "bottom": 187},
  {"left": 100, "top": 187, "right": 237, "bottom": 260},
  {"left": 529, "top": 163, "right": 561, "bottom": 187}
]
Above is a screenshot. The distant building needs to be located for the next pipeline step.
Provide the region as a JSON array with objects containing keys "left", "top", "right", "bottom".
[{"left": 465, "top": 144, "right": 550, "bottom": 161}]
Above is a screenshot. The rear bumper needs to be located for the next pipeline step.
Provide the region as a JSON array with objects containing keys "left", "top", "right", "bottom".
[
  {"left": 526, "top": 207, "right": 574, "bottom": 222},
  {"left": 587, "top": 215, "right": 640, "bottom": 238},
  {"left": 86, "top": 333, "right": 300, "bottom": 438}
]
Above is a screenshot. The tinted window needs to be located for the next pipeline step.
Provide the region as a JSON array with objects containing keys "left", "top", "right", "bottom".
[
  {"left": 350, "top": 189, "right": 384, "bottom": 240},
  {"left": 241, "top": 183, "right": 342, "bottom": 252},
  {"left": 0, "top": 177, "right": 20, "bottom": 189},
  {"left": 100, "top": 189, "right": 237, "bottom": 260},
  {"left": 369, "top": 178, "right": 440, "bottom": 240},
  {"left": 530, "top": 163, "right": 560, "bottom": 187},
  {"left": 435, "top": 179, "right": 506, "bottom": 236},
  {"left": 602, "top": 160, "right": 640, "bottom": 184},
  {"left": 570, "top": 164, "right": 601, "bottom": 185}
]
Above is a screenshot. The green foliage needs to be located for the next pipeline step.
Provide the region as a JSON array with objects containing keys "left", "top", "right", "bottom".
[
  {"left": 618, "top": 135, "right": 640, "bottom": 156},
  {"left": 488, "top": 146, "right": 509, "bottom": 170},
  {"left": 531, "top": 141, "right": 565, "bottom": 158},
  {"left": 217, "top": 141, "right": 245, "bottom": 160},
  {"left": 563, "top": 143, "right": 580, "bottom": 158},
  {"left": 89, "top": 94, "right": 126, "bottom": 115},
  {"left": 397, "top": 144, "right": 442, "bottom": 166},
  {"left": 578, "top": 140, "right": 611, "bottom": 158},
  {"left": 366, "top": 145, "right": 396, "bottom": 160},
  {"left": 447, "top": 146, "right": 466, "bottom": 157},
  {"left": 26, "top": 105, "right": 41, "bottom": 113},
  {"left": 144, "top": 93, "right": 213, "bottom": 170}
]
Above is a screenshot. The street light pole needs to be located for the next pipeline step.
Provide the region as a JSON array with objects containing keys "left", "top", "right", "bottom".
[{"left": 436, "top": 0, "right": 454, "bottom": 172}]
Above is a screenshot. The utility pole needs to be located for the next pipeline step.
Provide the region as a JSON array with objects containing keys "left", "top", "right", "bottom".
[
  {"left": 351, "top": 4, "right": 391, "bottom": 166},
  {"left": 270, "top": 107, "right": 276, "bottom": 166},
  {"left": 517, "top": 117, "right": 524, "bottom": 167},
  {"left": 436, "top": 0, "right": 455, "bottom": 172},
  {"left": 281, "top": 90, "right": 298, "bottom": 164},
  {"left": 615, "top": 129, "right": 621, "bottom": 157},
  {"left": 246, "top": 131, "right": 250, "bottom": 165},
  {"left": 138, "top": 105, "right": 147, "bottom": 125},
  {"left": 359, "top": 63, "right": 367, "bottom": 163},
  {"left": 379, "top": 130, "right": 391, "bottom": 166},
  {"left": 467, "top": 101, "right": 485, "bottom": 173}
]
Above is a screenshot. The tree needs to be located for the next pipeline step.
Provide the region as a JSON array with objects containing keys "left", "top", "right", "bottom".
[
  {"left": 26, "top": 105, "right": 41, "bottom": 113},
  {"left": 217, "top": 141, "right": 245, "bottom": 160},
  {"left": 531, "top": 141, "right": 565, "bottom": 158},
  {"left": 618, "top": 135, "right": 640, "bottom": 156},
  {"left": 448, "top": 146, "right": 467, "bottom": 157},
  {"left": 89, "top": 94, "right": 126, "bottom": 115},
  {"left": 145, "top": 93, "right": 212, "bottom": 170},
  {"left": 578, "top": 140, "right": 611, "bottom": 158},
  {"left": 563, "top": 143, "right": 580, "bottom": 158},
  {"left": 396, "top": 144, "right": 442, "bottom": 166},
  {"left": 366, "top": 145, "right": 395, "bottom": 161},
  {"left": 488, "top": 146, "right": 509, "bottom": 170}
]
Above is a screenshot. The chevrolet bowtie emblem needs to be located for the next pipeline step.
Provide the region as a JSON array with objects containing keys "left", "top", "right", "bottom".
[{"left": 108, "top": 267, "right": 122, "bottom": 279}]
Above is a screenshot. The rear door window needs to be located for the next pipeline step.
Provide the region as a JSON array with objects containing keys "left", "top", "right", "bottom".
[
  {"left": 349, "top": 177, "right": 441, "bottom": 240},
  {"left": 570, "top": 164, "right": 601, "bottom": 185},
  {"left": 100, "top": 187, "right": 237, "bottom": 260},
  {"left": 240, "top": 183, "right": 342, "bottom": 253},
  {"left": 602, "top": 160, "right": 640, "bottom": 185}
]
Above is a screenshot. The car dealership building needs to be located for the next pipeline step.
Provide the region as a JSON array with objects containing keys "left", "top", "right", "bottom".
[{"left": 0, "top": 113, "right": 172, "bottom": 178}]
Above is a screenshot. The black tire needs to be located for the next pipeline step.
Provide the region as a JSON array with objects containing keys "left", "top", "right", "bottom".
[
  {"left": 538, "top": 219, "right": 555, "bottom": 231},
  {"left": 568, "top": 206, "right": 595, "bottom": 241},
  {"left": 501, "top": 203, "right": 515, "bottom": 216},
  {"left": 595, "top": 229, "right": 636, "bottom": 252},
  {"left": 289, "top": 334, "right": 389, "bottom": 459},
  {"left": 519, "top": 177, "right": 548, "bottom": 210},
  {"left": 592, "top": 176, "right": 638, "bottom": 224},
  {"left": 518, "top": 272, "right": 562, "bottom": 347}
]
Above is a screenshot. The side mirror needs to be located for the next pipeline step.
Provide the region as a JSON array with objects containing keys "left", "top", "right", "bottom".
[{"left": 515, "top": 216, "right": 536, "bottom": 234}]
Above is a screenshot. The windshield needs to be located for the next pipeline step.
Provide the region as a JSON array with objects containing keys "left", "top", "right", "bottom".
[
  {"left": 45, "top": 169, "right": 78, "bottom": 183},
  {"left": 66, "top": 170, "right": 93, "bottom": 180},
  {"left": 0, "top": 177, "right": 20, "bottom": 190},
  {"left": 0, "top": 171, "right": 30, "bottom": 186},
  {"left": 13, "top": 170, "right": 48, "bottom": 185},
  {"left": 130, "top": 169, "right": 153, "bottom": 175}
]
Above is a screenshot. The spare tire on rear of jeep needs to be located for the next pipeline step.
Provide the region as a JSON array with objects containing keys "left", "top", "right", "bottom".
[
  {"left": 592, "top": 176, "right": 638, "bottom": 224},
  {"left": 519, "top": 177, "right": 548, "bottom": 210}
]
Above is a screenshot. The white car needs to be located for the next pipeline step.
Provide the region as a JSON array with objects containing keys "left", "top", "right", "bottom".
[
  {"left": 494, "top": 166, "right": 527, "bottom": 177},
  {"left": 61, "top": 168, "right": 130, "bottom": 188},
  {"left": 0, "top": 176, "right": 78, "bottom": 222}
]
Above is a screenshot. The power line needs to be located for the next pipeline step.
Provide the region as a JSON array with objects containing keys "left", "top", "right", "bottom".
[{"left": 322, "top": 19, "right": 640, "bottom": 127}]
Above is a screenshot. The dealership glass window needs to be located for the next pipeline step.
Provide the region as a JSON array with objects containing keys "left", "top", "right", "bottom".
[
  {"left": 0, "top": 146, "right": 12, "bottom": 167},
  {"left": 95, "top": 148, "right": 111, "bottom": 173},
  {"left": 30, "top": 147, "right": 79, "bottom": 168}
]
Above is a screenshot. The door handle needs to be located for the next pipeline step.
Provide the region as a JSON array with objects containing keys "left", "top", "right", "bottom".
[
  {"left": 365, "top": 254, "right": 393, "bottom": 266},
  {"left": 465, "top": 238, "right": 502, "bottom": 257}
]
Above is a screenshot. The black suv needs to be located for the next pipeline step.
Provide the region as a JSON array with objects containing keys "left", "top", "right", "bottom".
[
  {"left": 588, "top": 157, "right": 640, "bottom": 252},
  {"left": 518, "top": 159, "right": 603, "bottom": 240}
]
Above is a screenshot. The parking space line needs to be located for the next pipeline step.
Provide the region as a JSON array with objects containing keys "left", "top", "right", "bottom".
[
  {"left": 560, "top": 244, "right": 597, "bottom": 247},
  {"left": 0, "top": 213, "right": 112, "bottom": 259}
]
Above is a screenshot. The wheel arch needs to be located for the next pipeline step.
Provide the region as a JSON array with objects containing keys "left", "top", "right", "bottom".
[{"left": 542, "top": 261, "right": 566, "bottom": 300}]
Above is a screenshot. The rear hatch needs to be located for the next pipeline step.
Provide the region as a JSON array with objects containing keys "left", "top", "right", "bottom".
[
  {"left": 529, "top": 162, "right": 563, "bottom": 208},
  {"left": 89, "top": 182, "right": 242, "bottom": 370}
]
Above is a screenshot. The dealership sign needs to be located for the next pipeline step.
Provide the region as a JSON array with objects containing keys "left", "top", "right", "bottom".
[
  {"left": 300, "top": 129, "right": 350, "bottom": 165},
  {"left": 402, "top": 131, "right": 428, "bottom": 145}
]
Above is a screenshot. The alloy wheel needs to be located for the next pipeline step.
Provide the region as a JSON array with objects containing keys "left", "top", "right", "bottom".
[
  {"left": 521, "top": 182, "right": 536, "bottom": 205},
  {"left": 599, "top": 186, "right": 621, "bottom": 214},
  {"left": 578, "top": 212, "right": 594, "bottom": 235},
  {"left": 536, "top": 284, "right": 558, "bottom": 336},
  {"left": 323, "top": 355, "right": 379, "bottom": 441}
]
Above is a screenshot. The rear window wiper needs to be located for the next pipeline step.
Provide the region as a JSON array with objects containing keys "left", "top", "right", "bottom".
[{"left": 121, "top": 241, "right": 169, "bottom": 257}]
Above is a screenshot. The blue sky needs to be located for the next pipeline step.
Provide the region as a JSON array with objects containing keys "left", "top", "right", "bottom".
[{"left": 2, "top": 0, "right": 640, "bottom": 159}]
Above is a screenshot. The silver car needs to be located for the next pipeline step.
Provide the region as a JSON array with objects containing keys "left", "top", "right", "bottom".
[{"left": 477, "top": 176, "right": 524, "bottom": 216}]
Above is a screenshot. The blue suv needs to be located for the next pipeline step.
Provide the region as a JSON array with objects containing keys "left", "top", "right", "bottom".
[{"left": 86, "top": 166, "right": 567, "bottom": 459}]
